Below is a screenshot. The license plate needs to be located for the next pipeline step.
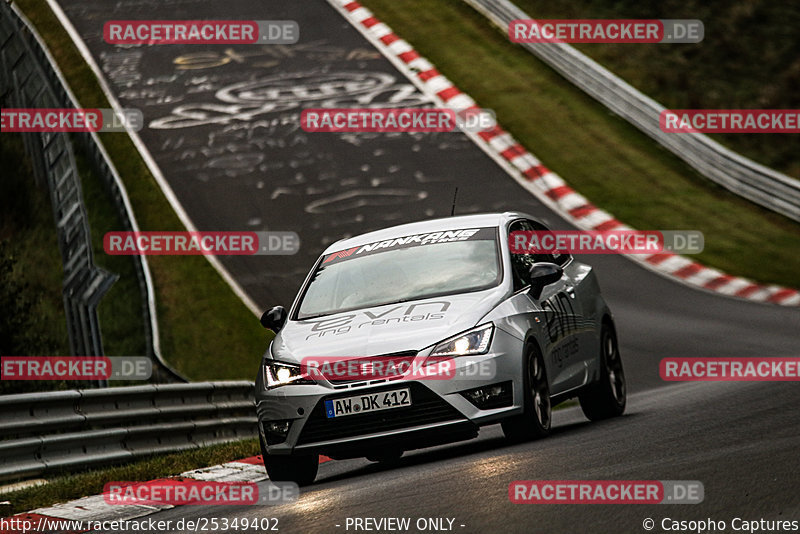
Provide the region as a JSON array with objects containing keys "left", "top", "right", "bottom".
[{"left": 325, "top": 388, "right": 411, "bottom": 418}]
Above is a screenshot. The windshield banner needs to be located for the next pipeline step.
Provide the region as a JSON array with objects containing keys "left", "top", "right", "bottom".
[{"left": 322, "top": 227, "right": 496, "bottom": 265}]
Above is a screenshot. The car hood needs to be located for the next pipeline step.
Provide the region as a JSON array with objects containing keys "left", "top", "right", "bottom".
[{"left": 271, "top": 289, "right": 505, "bottom": 363}]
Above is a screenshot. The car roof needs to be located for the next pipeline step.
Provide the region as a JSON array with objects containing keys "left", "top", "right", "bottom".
[{"left": 322, "top": 211, "right": 533, "bottom": 254}]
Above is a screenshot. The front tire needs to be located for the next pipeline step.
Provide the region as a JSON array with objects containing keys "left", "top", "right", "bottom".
[
  {"left": 260, "top": 435, "right": 318, "bottom": 486},
  {"left": 579, "top": 321, "right": 626, "bottom": 421},
  {"left": 502, "top": 343, "right": 551, "bottom": 442}
]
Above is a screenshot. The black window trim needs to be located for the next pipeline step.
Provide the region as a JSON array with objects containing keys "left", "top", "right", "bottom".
[{"left": 506, "top": 218, "right": 573, "bottom": 293}]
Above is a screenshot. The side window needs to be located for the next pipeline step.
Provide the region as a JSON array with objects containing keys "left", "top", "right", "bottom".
[
  {"left": 534, "top": 221, "right": 571, "bottom": 267},
  {"left": 508, "top": 219, "right": 571, "bottom": 291},
  {"left": 508, "top": 221, "right": 537, "bottom": 290}
]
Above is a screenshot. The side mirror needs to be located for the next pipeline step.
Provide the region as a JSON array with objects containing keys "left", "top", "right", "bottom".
[
  {"left": 260, "top": 306, "right": 288, "bottom": 333},
  {"left": 528, "top": 263, "right": 563, "bottom": 300}
]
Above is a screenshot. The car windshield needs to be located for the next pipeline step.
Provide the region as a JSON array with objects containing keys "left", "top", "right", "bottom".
[{"left": 296, "top": 228, "right": 501, "bottom": 319}]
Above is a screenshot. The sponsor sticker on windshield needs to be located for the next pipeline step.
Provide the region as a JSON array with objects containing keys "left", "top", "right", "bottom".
[{"left": 322, "top": 227, "right": 496, "bottom": 265}]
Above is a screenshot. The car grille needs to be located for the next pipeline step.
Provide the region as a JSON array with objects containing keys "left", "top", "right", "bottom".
[
  {"left": 296, "top": 382, "right": 465, "bottom": 445},
  {"left": 321, "top": 351, "right": 418, "bottom": 387}
]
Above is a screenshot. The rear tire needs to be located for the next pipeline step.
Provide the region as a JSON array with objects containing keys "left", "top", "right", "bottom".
[
  {"left": 502, "top": 343, "right": 551, "bottom": 442},
  {"left": 260, "top": 435, "right": 319, "bottom": 486},
  {"left": 579, "top": 322, "right": 626, "bottom": 421}
]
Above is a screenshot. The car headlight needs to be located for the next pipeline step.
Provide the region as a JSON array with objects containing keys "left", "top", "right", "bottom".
[
  {"left": 264, "top": 361, "right": 313, "bottom": 389},
  {"left": 430, "top": 324, "right": 494, "bottom": 357}
]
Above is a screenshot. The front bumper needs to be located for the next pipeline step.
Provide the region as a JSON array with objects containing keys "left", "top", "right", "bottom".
[{"left": 255, "top": 327, "right": 526, "bottom": 456}]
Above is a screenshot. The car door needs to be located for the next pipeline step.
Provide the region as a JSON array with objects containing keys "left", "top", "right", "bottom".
[{"left": 506, "top": 219, "right": 587, "bottom": 395}]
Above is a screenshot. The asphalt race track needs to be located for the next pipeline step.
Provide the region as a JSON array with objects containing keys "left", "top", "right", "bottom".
[
  {"left": 100, "top": 382, "right": 800, "bottom": 533},
  {"left": 53, "top": 0, "right": 800, "bottom": 532}
]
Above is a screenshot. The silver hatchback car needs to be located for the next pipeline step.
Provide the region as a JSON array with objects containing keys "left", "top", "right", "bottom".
[{"left": 255, "top": 212, "right": 626, "bottom": 485}]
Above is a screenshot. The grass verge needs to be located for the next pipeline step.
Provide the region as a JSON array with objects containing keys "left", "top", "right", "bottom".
[
  {"left": 75, "top": 139, "right": 147, "bottom": 359},
  {"left": 359, "top": 0, "right": 800, "bottom": 289},
  {"left": 14, "top": 1, "right": 271, "bottom": 379},
  {"left": 0, "top": 439, "right": 260, "bottom": 517},
  {"left": 513, "top": 0, "right": 800, "bottom": 180},
  {"left": 0, "top": 134, "right": 69, "bottom": 364}
]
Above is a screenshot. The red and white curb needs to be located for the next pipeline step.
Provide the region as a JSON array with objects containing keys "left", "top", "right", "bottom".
[
  {"left": 5, "top": 456, "right": 332, "bottom": 532},
  {"left": 328, "top": 0, "right": 800, "bottom": 307}
]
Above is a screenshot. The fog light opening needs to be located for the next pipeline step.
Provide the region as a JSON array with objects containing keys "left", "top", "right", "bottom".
[
  {"left": 264, "top": 420, "right": 292, "bottom": 445},
  {"left": 461, "top": 381, "right": 513, "bottom": 409}
]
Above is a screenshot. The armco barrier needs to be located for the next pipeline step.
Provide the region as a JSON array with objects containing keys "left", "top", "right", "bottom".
[
  {"left": 463, "top": 0, "right": 800, "bottom": 223},
  {"left": 0, "top": 2, "right": 184, "bottom": 380},
  {"left": 0, "top": 382, "right": 257, "bottom": 482},
  {"left": 0, "top": 1, "right": 115, "bottom": 365}
]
